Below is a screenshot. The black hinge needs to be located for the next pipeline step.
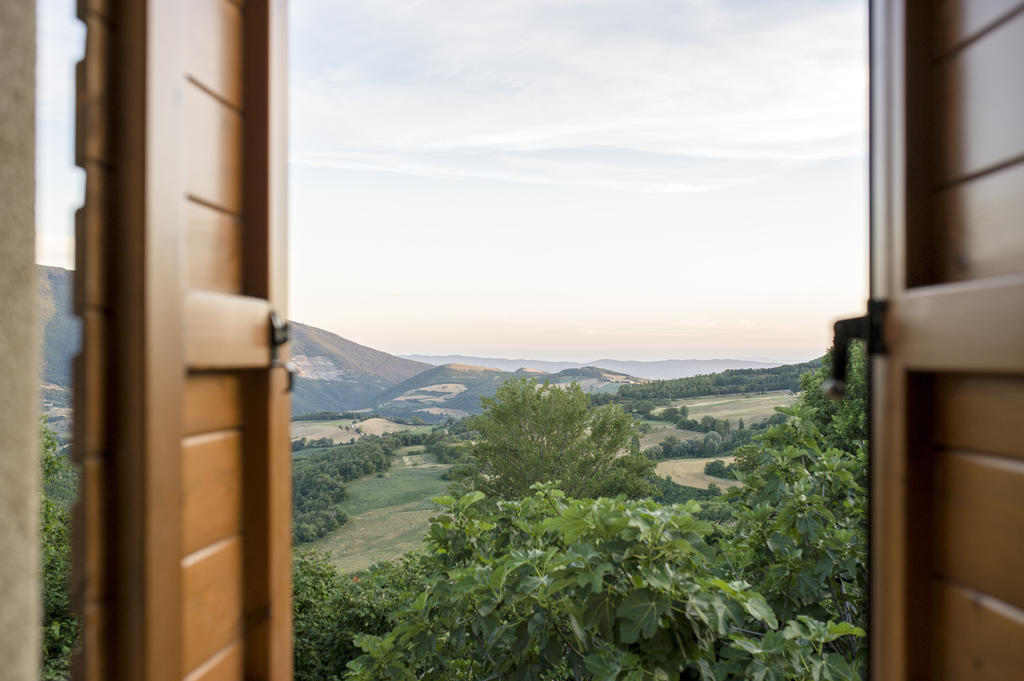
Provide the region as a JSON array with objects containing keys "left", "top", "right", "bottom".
[
  {"left": 822, "top": 299, "right": 887, "bottom": 399},
  {"left": 269, "top": 311, "right": 297, "bottom": 393}
]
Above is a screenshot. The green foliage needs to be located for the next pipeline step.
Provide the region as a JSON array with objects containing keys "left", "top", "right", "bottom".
[
  {"left": 723, "top": 408, "right": 867, "bottom": 655},
  {"left": 455, "top": 378, "right": 656, "bottom": 500},
  {"left": 703, "top": 460, "right": 735, "bottom": 480},
  {"left": 345, "top": 486, "right": 864, "bottom": 681},
  {"left": 40, "top": 421, "right": 78, "bottom": 680},
  {"left": 293, "top": 551, "right": 428, "bottom": 681},
  {"left": 794, "top": 343, "right": 867, "bottom": 454}
]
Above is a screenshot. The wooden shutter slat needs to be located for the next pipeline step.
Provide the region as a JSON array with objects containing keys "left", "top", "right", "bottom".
[
  {"left": 897, "top": 276, "right": 1024, "bottom": 372},
  {"left": 74, "top": 165, "right": 109, "bottom": 313},
  {"left": 75, "top": 14, "right": 110, "bottom": 166},
  {"left": 184, "top": 374, "right": 243, "bottom": 436},
  {"left": 182, "top": 642, "right": 243, "bottom": 681},
  {"left": 935, "top": 451, "right": 1024, "bottom": 609},
  {"left": 184, "top": 85, "right": 243, "bottom": 214},
  {"left": 181, "top": 431, "right": 242, "bottom": 557},
  {"left": 935, "top": 159, "right": 1024, "bottom": 283},
  {"left": 182, "top": 537, "right": 244, "bottom": 675},
  {"left": 186, "top": 202, "right": 244, "bottom": 295},
  {"left": 934, "top": 0, "right": 1024, "bottom": 55},
  {"left": 934, "top": 581, "right": 1024, "bottom": 681},
  {"left": 185, "top": 292, "right": 272, "bottom": 369},
  {"left": 934, "top": 373, "right": 1024, "bottom": 459},
  {"left": 935, "top": 10, "right": 1024, "bottom": 183},
  {"left": 185, "top": 0, "right": 244, "bottom": 109}
]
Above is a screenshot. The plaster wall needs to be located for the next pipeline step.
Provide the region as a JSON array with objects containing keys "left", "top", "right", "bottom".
[{"left": 0, "top": 1, "right": 41, "bottom": 679}]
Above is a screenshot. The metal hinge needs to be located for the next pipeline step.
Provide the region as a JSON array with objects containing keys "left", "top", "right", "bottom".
[
  {"left": 822, "top": 299, "right": 887, "bottom": 399},
  {"left": 269, "top": 311, "right": 297, "bottom": 393}
]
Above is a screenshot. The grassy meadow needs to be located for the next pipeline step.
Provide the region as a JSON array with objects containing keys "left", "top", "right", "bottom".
[{"left": 309, "top": 451, "right": 450, "bottom": 573}]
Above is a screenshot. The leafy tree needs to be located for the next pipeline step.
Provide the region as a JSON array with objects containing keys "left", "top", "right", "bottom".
[
  {"left": 346, "top": 487, "right": 864, "bottom": 681},
  {"left": 796, "top": 342, "right": 867, "bottom": 453},
  {"left": 40, "top": 422, "right": 78, "bottom": 680},
  {"left": 293, "top": 551, "right": 427, "bottom": 681},
  {"left": 456, "top": 378, "right": 655, "bottom": 500}
]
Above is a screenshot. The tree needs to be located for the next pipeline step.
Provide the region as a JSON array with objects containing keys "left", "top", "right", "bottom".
[
  {"left": 457, "top": 378, "right": 655, "bottom": 500},
  {"left": 40, "top": 421, "right": 78, "bottom": 680}
]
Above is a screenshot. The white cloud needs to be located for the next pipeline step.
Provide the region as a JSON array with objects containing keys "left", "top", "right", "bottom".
[{"left": 290, "top": 0, "right": 867, "bottom": 191}]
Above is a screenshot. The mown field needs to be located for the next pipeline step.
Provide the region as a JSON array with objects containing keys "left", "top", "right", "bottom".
[
  {"left": 290, "top": 416, "right": 432, "bottom": 447},
  {"left": 656, "top": 456, "right": 739, "bottom": 489},
  {"left": 309, "top": 451, "right": 450, "bottom": 573},
  {"left": 664, "top": 390, "right": 797, "bottom": 427}
]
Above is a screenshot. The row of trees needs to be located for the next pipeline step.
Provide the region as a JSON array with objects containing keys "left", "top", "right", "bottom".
[{"left": 617, "top": 359, "right": 821, "bottom": 401}]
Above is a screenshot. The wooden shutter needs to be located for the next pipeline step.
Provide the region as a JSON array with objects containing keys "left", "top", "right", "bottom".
[
  {"left": 872, "top": 1, "right": 1024, "bottom": 678},
  {"left": 72, "top": 1, "right": 291, "bottom": 680}
]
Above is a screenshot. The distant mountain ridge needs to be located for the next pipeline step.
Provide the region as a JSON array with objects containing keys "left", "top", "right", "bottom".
[
  {"left": 370, "top": 363, "right": 645, "bottom": 421},
  {"left": 401, "top": 355, "right": 781, "bottom": 380}
]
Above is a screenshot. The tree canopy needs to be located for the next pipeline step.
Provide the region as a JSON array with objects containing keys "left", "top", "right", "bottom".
[{"left": 456, "top": 377, "right": 655, "bottom": 500}]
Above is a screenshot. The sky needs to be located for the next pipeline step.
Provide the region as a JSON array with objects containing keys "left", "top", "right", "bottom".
[{"left": 38, "top": 0, "right": 868, "bottom": 363}]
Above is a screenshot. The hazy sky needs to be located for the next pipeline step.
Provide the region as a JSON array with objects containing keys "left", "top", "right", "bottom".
[{"left": 37, "top": 0, "right": 868, "bottom": 363}]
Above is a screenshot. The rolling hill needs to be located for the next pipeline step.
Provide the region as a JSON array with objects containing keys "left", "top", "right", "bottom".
[
  {"left": 289, "top": 322, "right": 432, "bottom": 414},
  {"left": 401, "top": 354, "right": 780, "bottom": 380},
  {"left": 370, "top": 363, "right": 646, "bottom": 420},
  {"left": 36, "top": 266, "right": 433, "bottom": 416}
]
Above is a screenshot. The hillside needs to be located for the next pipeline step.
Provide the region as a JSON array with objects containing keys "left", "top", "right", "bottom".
[
  {"left": 402, "top": 354, "right": 780, "bottom": 380},
  {"left": 38, "top": 266, "right": 80, "bottom": 387},
  {"left": 289, "top": 322, "right": 431, "bottom": 414},
  {"left": 36, "top": 266, "right": 433, "bottom": 416},
  {"left": 370, "top": 363, "right": 644, "bottom": 420}
]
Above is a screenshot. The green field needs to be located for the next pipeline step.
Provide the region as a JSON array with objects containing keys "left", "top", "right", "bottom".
[
  {"left": 309, "top": 452, "right": 449, "bottom": 573},
  {"left": 660, "top": 390, "right": 797, "bottom": 428}
]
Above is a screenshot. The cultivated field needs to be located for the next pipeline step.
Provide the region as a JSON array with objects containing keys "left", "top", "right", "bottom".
[
  {"left": 290, "top": 418, "right": 358, "bottom": 444},
  {"left": 290, "top": 416, "right": 431, "bottom": 446},
  {"left": 656, "top": 456, "right": 740, "bottom": 489},
  {"left": 638, "top": 424, "right": 703, "bottom": 450},
  {"left": 663, "top": 390, "right": 797, "bottom": 428},
  {"left": 311, "top": 452, "right": 449, "bottom": 573}
]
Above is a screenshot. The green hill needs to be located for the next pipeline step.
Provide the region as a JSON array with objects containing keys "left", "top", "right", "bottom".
[
  {"left": 289, "top": 322, "right": 432, "bottom": 414},
  {"left": 370, "top": 363, "right": 645, "bottom": 421}
]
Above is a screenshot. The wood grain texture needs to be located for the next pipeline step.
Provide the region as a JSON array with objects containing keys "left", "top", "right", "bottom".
[
  {"left": 934, "top": 11, "right": 1024, "bottom": 182},
  {"left": 75, "top": 15, "right": 109, "bottom": 166},
  {"left": 934, "top": 451, "right": 1024, "bottom": 610},
  {"left": 71, "top": 457, "right": 107, "bottom": 608},
  {"left": 186, "top": 201, "right": 243, "bottom": 294},
  {"left": 933, "top": 580, "right": 1024, "bottom": 681},
  {"left": 73, "top": 310, "right": 107, "bottom": 459},
  {"left": 934, "top": 374, "right": 1024, "bottom": 459},
  {"left": 184, "top": 373, "right": 243, "bottom": 436},
  {"left": 185, "top": 292, "right": 272, "bottom": 369},
  {"left": 182, "top": 537, "right": 243, "bottom": 675},
  {"left": 184, "top": 84, "right": 243, "bottom": 214},
  {"left": 935, "top": 0, "right": 1024, "bottom": 55},
  {"left": 74, "top": 164, "right": 109, "bottom": 313},
  {"left": 240, "top": 3, "right": 294, "bottom": 676},
  {"left": 183, "top": 641, "right": 243, "bottom": 681},
  {"left": 936, "top": 159, "right": 1024, "bottom": 282},
  {"left": 181, "top": 431, "right": 242, "bottom": 557},
  {"left": 896, "top": 276, "right": 1024, "bottom": 373},
  {"left": 185, "top": 0, "right": 244, "bottom": 108}
]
